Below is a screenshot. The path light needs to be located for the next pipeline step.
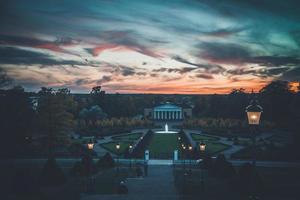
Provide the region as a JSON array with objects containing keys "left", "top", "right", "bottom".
[
  {"left": 115, "top": 143, "right": 120, "bottom": 150},
  {"left": 115, "top": 143, "right": 121, "bottom": 176},
  {"left": 129, "top": 143, "right": 133, "bottom": 149},
  {"left": 87, "top": 139, "right": 94, "bottom": 150},
  {"left": 188, "top": 145, "right": 193, "bottom": 151},
  {"left": 199, "top": 141, "right": 206, "bottom": 152}
]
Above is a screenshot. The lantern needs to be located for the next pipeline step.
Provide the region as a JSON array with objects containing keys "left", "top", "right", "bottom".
[
  {"left": 87, "top": 139, "right": 94, "bottom": 150},
  {"left": 199, "top": 142, "right": 206, "bottom": 152},
  {"left": 115, "top": 143, "right": 120, "bottom": 150},
  {"left": 246, "top": 99, "right": 263, "bottom": 125}
]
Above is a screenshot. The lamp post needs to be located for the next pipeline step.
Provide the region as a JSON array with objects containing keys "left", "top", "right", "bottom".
[
  {"left": 115, "top": 143, "right": 120, "bottom": 176},
  {"left": 129, "top": 143, "right": 133, "bottom": 168},
  {"left": 188, "top": 145, "right": 193, "bottom": 174},
  {"left": 199, "top": 141, "right": 206, "bottom": 191},
  {"left": 246, "top": 98, "right": 263, "bottom": 166},
  {"left": 86, "top": 139, "right": 94, "bottom": 192},
  {"left": 181, "top": 144, "right": 186, "bottom": 170}
]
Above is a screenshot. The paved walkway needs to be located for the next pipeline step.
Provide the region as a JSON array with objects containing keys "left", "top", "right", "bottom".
[{"left": 82, "top": 166, "right": 178, "bottom": 200}]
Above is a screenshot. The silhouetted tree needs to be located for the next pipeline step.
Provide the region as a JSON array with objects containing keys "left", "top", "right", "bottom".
[{"left": 39, "top": 157, "right": 66, "bottom": 186}]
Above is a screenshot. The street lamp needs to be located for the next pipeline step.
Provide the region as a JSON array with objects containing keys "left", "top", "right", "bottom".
[
  {"left": 129, "top": 143, "right": 133, "bottom": 168},
  {"left": 246, "top": 98, "right": 263, "bottom": 166},
  {"left": 178, "top": 136, "right": 181, "bottom": 141},
  {"left": 181, "top": 144, "right": 186, "bottom": 170},
  {"left": 115, "top": 143, "right": 121, "bottom": 175}
]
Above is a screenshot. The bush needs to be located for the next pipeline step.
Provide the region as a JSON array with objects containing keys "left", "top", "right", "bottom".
[
  {"left": 39, "top": 157, "right": 66, "bottom": 186},
  {"left": 97, "top": 153, "right": 115, "bottom": 169},
  {"left": 70, "top": 154, "right": 98, "bottom": 177},
  {"left": 237, "top": 163, "right": 264, "bottom": 197},
  {"left": 212, "top": 154, "right": 236, "bottom": 178}
]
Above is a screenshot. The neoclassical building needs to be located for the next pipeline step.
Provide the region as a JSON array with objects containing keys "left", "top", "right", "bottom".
[{"left": 144, "top": 102, "right": 192, "bottom": 120}]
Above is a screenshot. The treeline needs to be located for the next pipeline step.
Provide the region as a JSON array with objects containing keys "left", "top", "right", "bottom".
[{"left": 193, "top": 81, "right": 300, "bottom": 131}]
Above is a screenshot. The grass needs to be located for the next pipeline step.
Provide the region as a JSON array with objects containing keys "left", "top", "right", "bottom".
[
  {"left": 147, "top": 134, "right": 181, "bottom": 158},
  {"left": 100, "top": 141, "right": 132, "bottom": 155},
  {"left": 190, "top": 133, "right": 219, "bottom": 142},
  {"left": 205, "top": 142, "right": 231, "bottom": 155},
  {"left": 111, "top": 133, "right": 143, "bottom": 141}
]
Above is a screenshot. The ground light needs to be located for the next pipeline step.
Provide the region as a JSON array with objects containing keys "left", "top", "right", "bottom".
[
  {"left": 129, "top": 143, "right": 133, "bottom": 168},
  {"left": 188, "top": 145, "right": 193, "bottom": 173},
  {"left": 199, "top": 141, "right": 206, "bottom": 191}
]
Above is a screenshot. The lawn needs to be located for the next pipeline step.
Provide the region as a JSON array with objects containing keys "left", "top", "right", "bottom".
[
  {"left": 147, "top": 134, "right": 180, "bottom": 158},
  {"left": 205, "top": 142, "right": 230, "bottom": 155},
  {"left": 111, "top": 133, "right": 143, "bottom": 141},
  {"left": 101, "top": 141, "right": 132, "bottom": 155},
  {"left": 191, "top": 133, "right": 219, "bottom": 142}
]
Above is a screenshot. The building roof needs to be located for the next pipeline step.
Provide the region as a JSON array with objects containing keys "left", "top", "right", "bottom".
[{"left": 154, "top": 102, "right": 182, "bottom": 110}]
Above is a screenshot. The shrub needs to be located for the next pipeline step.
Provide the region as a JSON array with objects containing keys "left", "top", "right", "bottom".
[
  {"left": 212, "top": 154, "right": 236, "bottom": 178},
  {"left": 237, "top": 163, "right": 264, "bottom": 197},
  {"left": 97, "top": 153, "right": 115, "bottom": 169},
  {"left": 39, "top": 157, "right": 66, "bottom": 186}
]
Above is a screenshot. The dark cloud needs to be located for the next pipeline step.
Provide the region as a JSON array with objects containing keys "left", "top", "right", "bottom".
[
  {"left": 152, "top": 67, "right": 196, "bottom": 74},
  {"left": 199, "top": 42, "right": 251, "bottom": 65},
  {"left": 250, "top": 56, "right": 300, "bottom": 67},
  {"left": 120, "top": 66, "right": 136, "bottom": 76},
  {"left": 0, "top": 34, "right": 79, "bottom": 55},
  {"left": 279, "top": 67, "right": 300, "bottom": 81},
  {"left": 87, "top": 30, "right": 162, "bottom": 58},
  {"left": 173, "top": 55, "right": 226, "bottom": 74},
  {"left": 195, "top": 73, "right": 214, "bottom": 79},
  {"left": 97, "top": 75, "right": 112, "bottom": 84},
  {"left": 202, "top": 28, "right": 244, "bottom": 38},
  {"left": 199, "top": 42, "right": 300, "bottom": 67},
  {"left": 0, "top": 46, "right": 82, "bottom": 65}
]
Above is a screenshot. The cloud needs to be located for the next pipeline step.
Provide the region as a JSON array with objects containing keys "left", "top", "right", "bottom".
[
  {"left": 152, "top": 67, "right": 196, "bottom": 74},
  {"left": 279, "top": 67, "right": 300, "bottom": 81},
  {"left": 195, "top": 73, "right": 214, "bottom": 79},
  {"left": 86, "top": 30, "right": 162, "bottom": 58},
  {"left": 198, "top": 42, "right": 251, "bottom": 65},
  {"left": 0, "top": 34, "right": 80, "bottom": 56},
  {"left": 0, "top": 46, "right": 83, "bottom": 65},
  {"left": 172, "top": 55, "right": 226, "bottom": 74},
  {"left": 202, "top": 28, "right": 244, "bottom": 38},
  {"left": 97, "top": 75, "right": 112, "bottom": 85}
]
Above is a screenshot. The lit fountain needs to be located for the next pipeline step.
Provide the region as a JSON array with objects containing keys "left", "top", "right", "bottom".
[{"left": 155, "top": 123, "right": 178, "bottom": 134}]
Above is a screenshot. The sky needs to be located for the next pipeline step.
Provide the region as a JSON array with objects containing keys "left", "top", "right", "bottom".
[{"left": 0, "top": 0, "right": 300, "bottom": 94}]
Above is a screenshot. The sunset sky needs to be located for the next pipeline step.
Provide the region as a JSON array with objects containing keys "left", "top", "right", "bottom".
[{"left": 0, "top": 0, "right": 300, "bottom": 94}]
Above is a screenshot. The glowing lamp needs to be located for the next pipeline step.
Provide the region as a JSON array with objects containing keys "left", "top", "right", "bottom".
[
  {"left": 87, "top": 139, "right": 94, "bottom": 150},
  {"left": 199, "top": 142, "right": 206, "bottom": 152},
  {"left": 188, "top": 145, "right": 193, "bottom": 151},
  {"left": 116, "top": 143, "right": 120, "bottom": 150},
  {"left": 246, "top": 99, "right": 263, "bottom": 125}
]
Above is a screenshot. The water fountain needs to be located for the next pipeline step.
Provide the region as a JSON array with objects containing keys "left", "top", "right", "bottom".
[{"left": 155, "top": 123, "right": 178, "bottom": 134}]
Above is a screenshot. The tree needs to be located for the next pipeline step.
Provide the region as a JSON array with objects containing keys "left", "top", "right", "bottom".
[
  {"left": 0, "top": 67, "right": 11, "bottom": 89},
  {"left": 0, "top": 86, "right": 35, "bottom": 157},
  {"left": 260, "top": 80, "right": 293, "bottom": 124},
  {"left": 39, "top": 156, "right": 66, "bottom": 186},
  {"left": 37, "top": 88, "right": 76, "bottom": 153}
]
